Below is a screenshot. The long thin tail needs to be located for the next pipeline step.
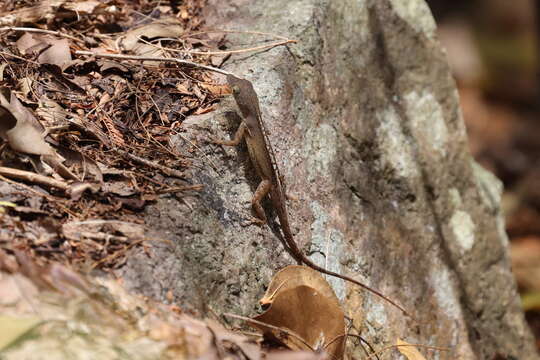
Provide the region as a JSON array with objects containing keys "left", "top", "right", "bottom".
[{"left": 283, "top": 234, "right": 410, "bottom": 317}]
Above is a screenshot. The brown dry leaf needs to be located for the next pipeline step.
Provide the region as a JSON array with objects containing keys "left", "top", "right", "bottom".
[
  {"left": 118, "top": 19, "right": 184, "bottom": 52},
  {"left": 260, "top": 265, "right": 340, "bottom": 309},
  {"left": 0, "top": 0, "right": 65, "bottom": 26},
  {"left": 0, "top": 63, "right": 8, "bottom": 81},
  {"left": 396, "top": 339, "right": 427, "bottom": 360},
  {"left": 253, "top": 283, "right": 345, "bottom": 360},
  {"left": 16, "top": 32, "right": 46, "bottom": 54},
  {"left": 16, "top": 33, "right": 72, "bottom": 68},
  {"left": 61, "top": 0, "right": 102, "bottom": 14},
  {"left": 176, "top": 81, "right": 192, "bottom": 95},
  {"left": 38, "top": 38, "right": 72, "bottom": 68},
  {"left": 199, "top": 82, "right": 231, "bottom": 97},
  {"left": 57, "top": 146, "right": 103, "bottom": 183},
  {"left": 0, "top": 88, "right": 54, "bottom": 156},
  {"left": 0, "top": 89, "right": 79, "bottom": 181}
]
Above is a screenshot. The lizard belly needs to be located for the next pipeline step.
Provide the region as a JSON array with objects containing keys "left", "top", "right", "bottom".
[{"left": 245, "top": 136, "right": 274, "bottom": 181}]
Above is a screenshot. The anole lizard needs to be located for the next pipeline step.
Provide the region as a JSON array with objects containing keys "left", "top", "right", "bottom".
[{"left": 214, "top": 74, "right": 408, "bottom": 316}]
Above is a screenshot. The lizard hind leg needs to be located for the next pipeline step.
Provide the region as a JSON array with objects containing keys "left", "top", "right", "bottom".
[{"left": 243, "top": 179, "right": 272, "bottom": 227}]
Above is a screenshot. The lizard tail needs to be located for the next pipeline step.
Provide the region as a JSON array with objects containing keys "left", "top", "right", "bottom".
[{"left": 283, "top": 235, "right": 410, "bottom": 318}]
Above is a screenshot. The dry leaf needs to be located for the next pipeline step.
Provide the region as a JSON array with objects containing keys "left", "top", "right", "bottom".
[
  {"left": 396, "top": 339, "right": 427, "bottom": 360},
  {"left": 38, "top": 38, "right": 72, "bottom": 68},
  {"left": 253, "top": 268, "right": 346, "bottom": 360},
  {"left": 118, "top": 19, "right": 184, "bottom": 51},
  {"left": 199, "top": 82, "right": 231, "bottom": 97},
  {"left": 61, "top": 0, "right": 102, "bottom": 14},
  {"left": 16, "top": 33, "right": 72, "bottom": 68},
  {"left": 0, "top": 88, "right": 54, "bottom": 156},
  {"left": 0, "top": 0, "right": 64, "bottom": 26},
  {"left": 260, "top": 265, "right": 340, "bottom": 309}
]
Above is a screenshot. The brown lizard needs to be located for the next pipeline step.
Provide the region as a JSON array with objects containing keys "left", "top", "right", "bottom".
[{"left": 214, "top": 74, "right": 408, "bottom": 317}]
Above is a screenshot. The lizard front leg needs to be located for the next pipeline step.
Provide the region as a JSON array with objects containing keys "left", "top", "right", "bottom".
[{"left": 210, "top": 122, "right": 247, "bottom": 146}]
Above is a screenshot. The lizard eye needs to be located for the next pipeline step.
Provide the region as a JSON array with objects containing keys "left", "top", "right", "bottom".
[{"left": 231, "top": 85, "right": 240, "bottom": 94}]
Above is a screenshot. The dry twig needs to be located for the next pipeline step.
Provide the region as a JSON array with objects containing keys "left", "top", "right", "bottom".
[
  {"left": 0, "top": 166, "right": 69, "bottom": 191},
  {"left": 74, "top": 50, "right": 233, "bottom": 76},
  {"left": 139, "top": 36, "right": 297, "bottom": 56},
  {"left": 0, "top": 26, "right": 85, "bottom": 44}
]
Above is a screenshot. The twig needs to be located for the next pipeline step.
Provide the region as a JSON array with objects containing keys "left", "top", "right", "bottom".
[
  {"left": 222, "top": 313, "right": 315, "bottom": 352},
  {"left": 115, "top": 148, "right": 185, "bottom": 179},
  {"left": 181, "top": 29, "right": 292, "bottom": 41},
  {"left": 74, "top": 50, "right": 233, "bottom": 76},
  {"left": 0, "top": 26, "right": 85, "bottom": 44},
  {"left": 0, "top": 50, "right": 40, "bottom": 65},
  {"left": 139, "top": 36, "right": 297, "bottom": 56},
  {"left": 332, "top": 333, "right": 379, "bottom": 360},
  {"left": 0, "top": 166, "right": 69, "bottom": 191}
]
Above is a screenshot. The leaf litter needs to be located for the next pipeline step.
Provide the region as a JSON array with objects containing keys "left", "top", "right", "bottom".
[{"left": 0, "top": 0, "right": 223, "bottom": 271}]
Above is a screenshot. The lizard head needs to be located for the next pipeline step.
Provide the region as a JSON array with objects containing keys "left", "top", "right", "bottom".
[
  {"left": 226, "top": 74, "right": 260, "bottom": 118},
  {"left": 231, "top": 84, "right": 241, "bottom": 95}
]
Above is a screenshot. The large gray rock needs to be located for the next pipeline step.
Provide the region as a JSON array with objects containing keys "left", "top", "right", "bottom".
[{"left": 118, "top": 0, "right": 538, "bottom": 358}]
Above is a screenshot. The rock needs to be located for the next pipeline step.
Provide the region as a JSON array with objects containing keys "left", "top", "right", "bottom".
[{"left": 118, "top": 0, "right": 538, "bottom": 358}]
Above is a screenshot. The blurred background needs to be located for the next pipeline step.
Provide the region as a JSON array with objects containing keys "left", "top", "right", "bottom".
[{"left": 428, "top": 0, "right": 540, "bottom": 350}]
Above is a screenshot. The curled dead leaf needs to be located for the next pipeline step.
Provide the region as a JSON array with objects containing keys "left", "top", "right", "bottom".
[
  {"left": 253, "top": 267, "right": 346, "bottom": 360},
  {"left": 260, "top": 265, "right": 340, "bottom": 309},
  {"left": 0, "top": 87, "right": 54, "bottom": 156}
]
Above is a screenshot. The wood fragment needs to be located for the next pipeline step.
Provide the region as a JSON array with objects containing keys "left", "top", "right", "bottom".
[{"left": 0, "top": 166, "right": 69, "bottom": 191}]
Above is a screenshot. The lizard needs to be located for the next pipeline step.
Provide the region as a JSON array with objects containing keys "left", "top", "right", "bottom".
[{"left": 213, "top": 74, "right": 408, "bottom": 317}]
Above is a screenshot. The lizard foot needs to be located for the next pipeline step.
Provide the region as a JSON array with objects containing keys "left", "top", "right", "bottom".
[{"left": 241, "top": 217, "right": 266, "bottom": 227}]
